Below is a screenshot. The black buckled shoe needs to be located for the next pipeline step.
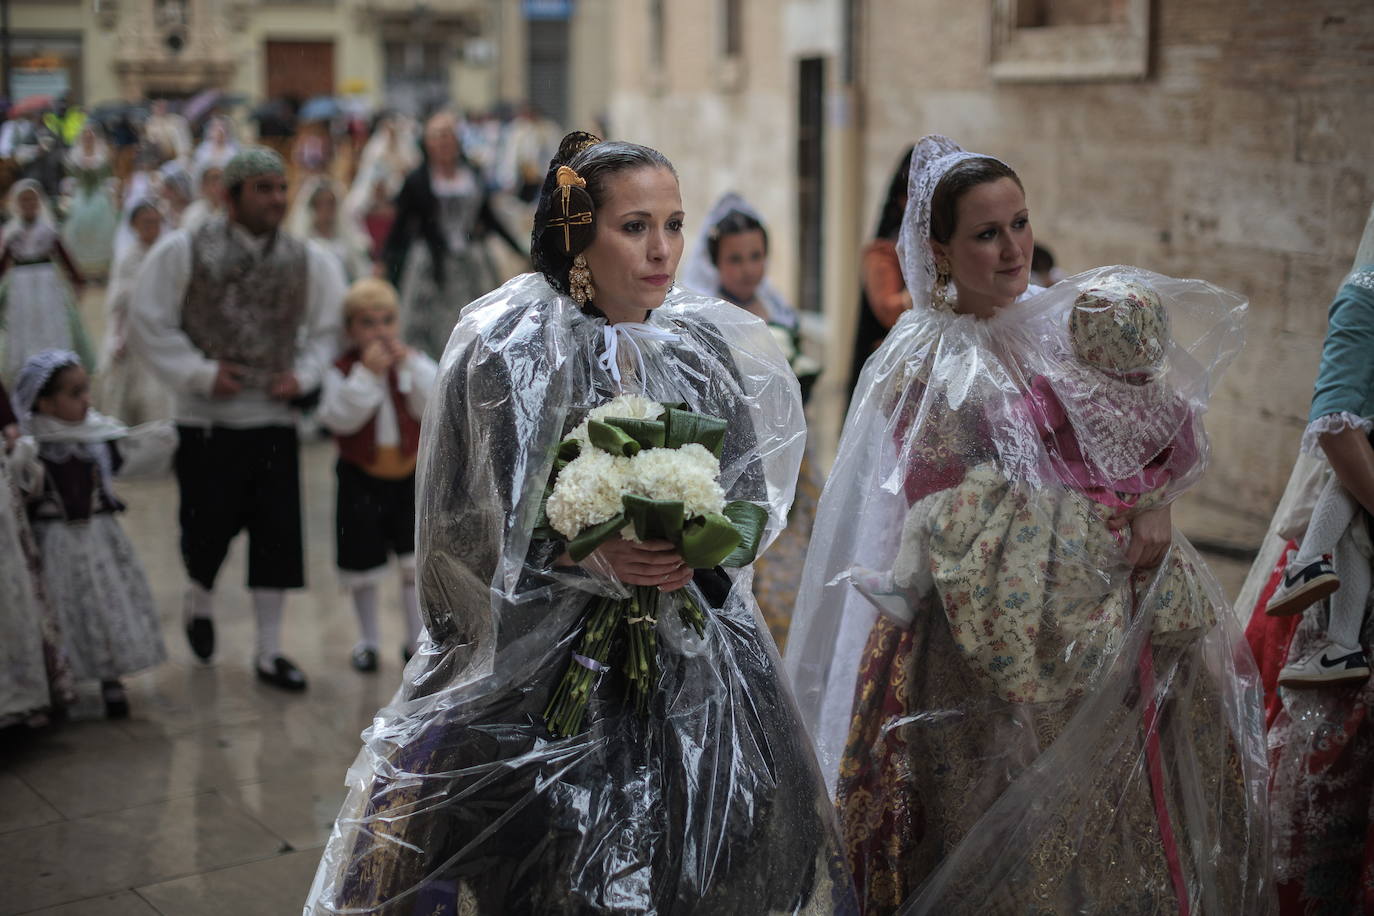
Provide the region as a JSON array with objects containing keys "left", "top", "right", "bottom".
[
  {"left": 101, "top": 680, "right": 129, "bottom": 719},
  {"left": 185, "top": 616, "right": 215, "bottom": 662},
  {"left": 351, "top": 646, "right": 379, "bottom": 673},
  {"left": 256, "top": 655, "right": 308, "bottom": 692}
]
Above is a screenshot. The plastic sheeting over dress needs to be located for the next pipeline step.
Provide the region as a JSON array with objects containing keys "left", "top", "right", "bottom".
[
  {"left": 785, "top": 260, "right": 1271, "bottom": 913},
  {"left": 306, "top": 272, "right": 854, "bottom": 915}
]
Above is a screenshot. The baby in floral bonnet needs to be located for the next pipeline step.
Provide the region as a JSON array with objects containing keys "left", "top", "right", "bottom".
[{"left": 890, "top": 273, "right": 1219, "bottom": 705}]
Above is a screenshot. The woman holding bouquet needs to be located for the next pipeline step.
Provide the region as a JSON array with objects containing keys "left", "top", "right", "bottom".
[
  {"left": 784, "top": 135, "right": 1270, "bottom": 913},
  {"left": 306, "top": 132, "right": 853, "bottom": 915}
]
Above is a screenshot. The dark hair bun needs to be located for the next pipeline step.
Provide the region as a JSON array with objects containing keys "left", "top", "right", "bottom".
[
  {"left": 531, "top": 132, "right": 603, "bottom": 291},
  {"left": 540, "top": 170, "right": 596, "bottom": 257},
  {"left": 557, "top": 130, "right": 602, "bottom": 162}
]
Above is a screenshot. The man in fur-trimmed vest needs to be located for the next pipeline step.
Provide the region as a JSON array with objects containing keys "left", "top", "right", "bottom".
[
  {"left": 130, "top": 146, "right": 345, "bottom": 691},
  {"left": 316, "top": 277, "right": 436, "bottom": 673}
]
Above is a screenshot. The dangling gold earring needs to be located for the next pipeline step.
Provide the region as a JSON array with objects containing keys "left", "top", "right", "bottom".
[
  {"left": 934, "top": 259, "right": 956, "bottom": 311},
  {"left": 569, "top": 253, "right": 596, "bottom": 304}
]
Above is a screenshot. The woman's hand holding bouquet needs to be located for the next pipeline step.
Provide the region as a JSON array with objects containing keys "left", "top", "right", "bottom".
[{"left": 538, "top": 394, "right": 769, "bottom": 736}]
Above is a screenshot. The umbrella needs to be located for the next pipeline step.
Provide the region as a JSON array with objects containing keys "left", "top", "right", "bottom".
[
  {"left": 88, "top": 100, "right": 146, "bottom": 127},
  {"left": 299, "top": 96, "right": 342, "bottom": 122},
  {"left": 182, "top": 89, "right": 223, "bottom": 124},
  {"left": 9, "top": 95, "right": 54, "bottom": 118},
  {"left": 252, "top": 99, "right": 295, "bottom": 138}
]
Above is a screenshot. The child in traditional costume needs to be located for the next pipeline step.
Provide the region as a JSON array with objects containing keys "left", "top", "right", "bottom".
[
  {"left": 12, "top": 350, "right": 172, "bottom": 718},
  {"left": 316, "top": 278, "right": 436, "bottom": 671},
  {"left": 99, "top": 200, "right": 173, "bottom": 425}
]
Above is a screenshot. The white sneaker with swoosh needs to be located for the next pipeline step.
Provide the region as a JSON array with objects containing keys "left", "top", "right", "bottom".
[{"left": 1279, "top": 640, "right": 1371, "bottom": 688}]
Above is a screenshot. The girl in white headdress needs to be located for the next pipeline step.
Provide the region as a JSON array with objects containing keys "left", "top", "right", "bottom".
[
  {"left": 99, "top": 199, "right": 173, "bottom": 425},
  {"left": 0, "top": 179, "right": 94, "bottom": 385},
  {"left": 193, "top": 115, "right": 239, "bottom": 174},
  {"left": 157, "top": 161, "right": 194, "bottom": 229},
  {"left": 784, "top": 135, "right": 1269, "bottom": 913},
  {"left": 682, "top": 191, "right": 819, "bottom": 649},
  {"left": 181, "top": 161, "right": 226, "bottom": 233},
  {"left": 287, "top": 176, "right": 372, "bottom": 284},
  {"left": 61, "top": 122, "right": 119, "bottom": 278},
  {"left": 11, "top": 349, "right": 173, "bottom": 719}
]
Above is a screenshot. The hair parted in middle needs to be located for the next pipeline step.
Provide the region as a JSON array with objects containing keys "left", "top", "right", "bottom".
[
  {"left": 706, "top": 209, "right": 768, "bottom": 266},
  {"left": 928, "top": 156, "right": 1024, "bottom": 245},
  {"left": 530, "top": 131, "right": 678, "bottom": 297}
]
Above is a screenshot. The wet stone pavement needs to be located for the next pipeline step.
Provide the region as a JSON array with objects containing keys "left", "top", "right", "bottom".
[
  {"left": 0, "top": 436, "right": 408, "bottom": 915},
  {"left": 0, "top": 290, "right": 1258, "bottom": 915}
]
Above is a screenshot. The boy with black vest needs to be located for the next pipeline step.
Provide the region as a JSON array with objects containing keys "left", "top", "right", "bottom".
[{"left": 317, "top": 277, "right": 436, "bottom": 671}]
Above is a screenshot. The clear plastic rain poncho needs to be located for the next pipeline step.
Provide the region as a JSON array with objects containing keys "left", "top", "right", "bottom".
[
  {"left": 784, "top": 136, "right": 1271, "bottom": 914},
  {"left": 306, "top": 271, "right": 855, "bottom": 915}
]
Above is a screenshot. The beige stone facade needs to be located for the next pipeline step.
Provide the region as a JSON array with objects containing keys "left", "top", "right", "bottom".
[
  {"left": 858, "top": 0, "right": 1374, "bottom": 546},
  {"left": 610, "top": 0, "right": 1374, "bottom": 548},
  {"left": 603, "top": 0, "right": 863, "bottom": 460},
  {"left": 8, "top": 0, "right": 501, "bottom": 112}
]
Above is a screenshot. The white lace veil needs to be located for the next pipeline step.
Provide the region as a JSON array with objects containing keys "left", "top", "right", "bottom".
[
  {"left": 895, "top": 135, "right": 1008, "bottom": 314},
  {"left": 681, "top": 192, "right": 798, "bottom": 330}
]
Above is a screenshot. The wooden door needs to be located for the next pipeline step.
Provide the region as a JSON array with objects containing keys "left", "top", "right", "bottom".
[{"left": 264, "top": 40, "right": 335, "bottom": 102}]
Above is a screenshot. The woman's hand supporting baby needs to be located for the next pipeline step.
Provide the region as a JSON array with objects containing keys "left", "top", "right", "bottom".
[{"left": 1108, "top": 504, "right": 1173, "bottom": 569}]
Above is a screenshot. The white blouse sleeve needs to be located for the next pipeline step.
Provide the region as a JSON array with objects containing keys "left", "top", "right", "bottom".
[
  {"left": 316, "top": 364, "right": 385, "bottom": 436},
  {"left": 402, "top": 350, "right": 440, "bottom": 421},
  {"left": 114, "top": 421, "right": 179, "bottom": 477},
  {"left": 128, "top": 232, "right": 219, "bottom": 396}
]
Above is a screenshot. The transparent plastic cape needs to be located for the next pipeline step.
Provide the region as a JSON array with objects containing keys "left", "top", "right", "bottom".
[
  {"left": 784, "top": 265, "right": 1271, "bottom": 914},
  {"left": 306, "top": 272, "right": 855, "bottom": 915}
]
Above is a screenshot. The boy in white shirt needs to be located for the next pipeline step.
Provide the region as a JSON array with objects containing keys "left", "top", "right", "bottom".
[{"left": 316, "top": 278, "right": 437, "bottom": 671}]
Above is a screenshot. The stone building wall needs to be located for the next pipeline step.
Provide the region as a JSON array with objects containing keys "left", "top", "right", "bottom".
[
  {"left": 859, "top": 0, "right": 1374, "bottom": 546},
  {"left": 605, "top": 0, "right": 824, "bottom": 322}
]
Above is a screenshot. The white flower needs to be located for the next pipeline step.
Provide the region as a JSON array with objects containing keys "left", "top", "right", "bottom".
[
  {"left": 545, "top": 449, "right": 634, "bottom": 539},
  {"left": 567, "top": 394, "right": 665, "bottom": 446},
  {"left": 628, "top": 443, "right": 726, "bottom": 519}
]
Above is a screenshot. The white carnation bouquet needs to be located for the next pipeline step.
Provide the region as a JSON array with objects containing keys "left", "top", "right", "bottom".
[{"left": 536, "top": 394, "right": 768, "bottom": 736}]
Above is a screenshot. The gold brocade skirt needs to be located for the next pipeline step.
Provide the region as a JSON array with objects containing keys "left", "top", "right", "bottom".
[{"left": 837, "top": 590, "right": 1255, "bottom": 914}]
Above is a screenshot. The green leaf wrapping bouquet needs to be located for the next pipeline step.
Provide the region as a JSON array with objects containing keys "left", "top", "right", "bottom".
[{"left": 537, "top": 394, "right": 769, "bottom": 736}]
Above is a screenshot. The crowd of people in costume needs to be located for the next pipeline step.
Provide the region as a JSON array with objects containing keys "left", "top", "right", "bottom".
[{"left": 0, "top": 89, "right": 1370, "bottom": 915}]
